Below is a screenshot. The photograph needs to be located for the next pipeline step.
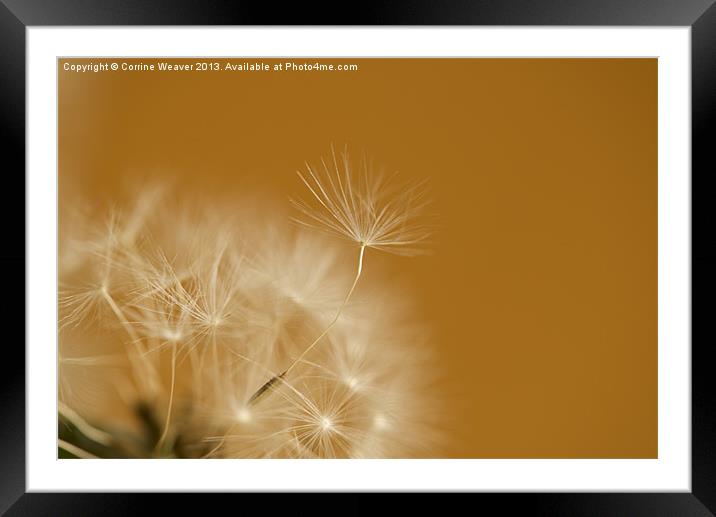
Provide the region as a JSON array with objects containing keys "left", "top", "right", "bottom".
[{"left": 57, "top": 57, "right": 657, "bottom": 460}]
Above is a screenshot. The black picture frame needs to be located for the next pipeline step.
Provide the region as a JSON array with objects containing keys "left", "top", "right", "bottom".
[{"left": 3, "top": 1, "right": 714, "bottom": 514}]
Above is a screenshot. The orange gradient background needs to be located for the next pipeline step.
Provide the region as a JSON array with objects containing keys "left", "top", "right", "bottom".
[{"left": 59, "top": 58, "right": 657, "bottom": 458}]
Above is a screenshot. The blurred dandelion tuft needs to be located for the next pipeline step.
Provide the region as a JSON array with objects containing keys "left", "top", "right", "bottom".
[{"left": 58, "top": 147, "right": 440, "bottom": 459}]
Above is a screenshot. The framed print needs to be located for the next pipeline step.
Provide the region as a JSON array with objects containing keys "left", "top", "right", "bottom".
[{"left": 3, "top": 0, "right": 715, "bottom": 514}]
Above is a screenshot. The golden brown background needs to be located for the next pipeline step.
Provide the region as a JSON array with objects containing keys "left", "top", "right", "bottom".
[{"left": 59, "top": 58, "right": 657, "bottom": 458}]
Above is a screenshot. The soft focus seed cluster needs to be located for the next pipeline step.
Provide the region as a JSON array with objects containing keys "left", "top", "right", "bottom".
[{"left": 59, "top": 150, "right": 439, "bottom": 458}]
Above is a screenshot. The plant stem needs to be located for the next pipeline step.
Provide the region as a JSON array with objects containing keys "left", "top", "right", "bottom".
[
  {"left": 58, "top": 439, "right": 99, "bottom": 459},
  {"left": 156, "top": 342, "right": 177, "bottom": 451},
  {"left": 247, "top": 244, "right": 366, "bottom": 406},
  {"left": 285, "top": 244, "right": 366, "bottom": 374},
  {"left": 59, "top": 402, "right": 113, "bottom": 446},
  {"left": 101, "top": 286, "right": 160, "bottom": 398}
]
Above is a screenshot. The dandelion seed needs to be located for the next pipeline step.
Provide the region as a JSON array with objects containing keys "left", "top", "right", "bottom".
[
  {"left": 247, "top": 372, "right": 286, "bottom": 406},
  {"left": 249, "top": 231, "right": 345, "bottom": 314},
  {"left": 291, "top": 145, "right": 433, "bottom": 256},
  {"left": 249, "top": 147, "right": 432, "bottom": 405}
]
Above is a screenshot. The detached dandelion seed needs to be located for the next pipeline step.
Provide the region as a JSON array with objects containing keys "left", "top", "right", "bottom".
[
  {"left": 291, "top": 145, "right": 433, "bottom": 256},
  {"left": 248, "top": 146, "right": 432, "bottom": 406}
]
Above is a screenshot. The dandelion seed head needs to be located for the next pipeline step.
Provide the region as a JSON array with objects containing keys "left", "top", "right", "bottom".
[
  {"left": 236, "top": 407, "right": 253, "bottom": 424},
  {"left": 320, "top": 416, "right": 333, "bottom": 431},
  {"left": 345, "top": 376, "right": 359, "bottom": 391},
  {"left": 60, "top": 181, "right": 442, "bottom": 459},
  {"left": 373, "top": 413, "right": 389, "bottom": 431},
  {"left": 162, "top": 329, "right": 183, "bottom": 342},
  {"left": 291, "top": 146, "right": 433, "bottom": 256}
]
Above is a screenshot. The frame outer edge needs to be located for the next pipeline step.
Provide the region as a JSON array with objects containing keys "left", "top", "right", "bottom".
[
  {"left": 4, "top": 0, "right": 716, "bottom": 513},
  {"left": 692, "top": 1, "right": 716, "bottom": 515},
  {"left": 0, "top": 0, "right": 27, "bottom": 514}
]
